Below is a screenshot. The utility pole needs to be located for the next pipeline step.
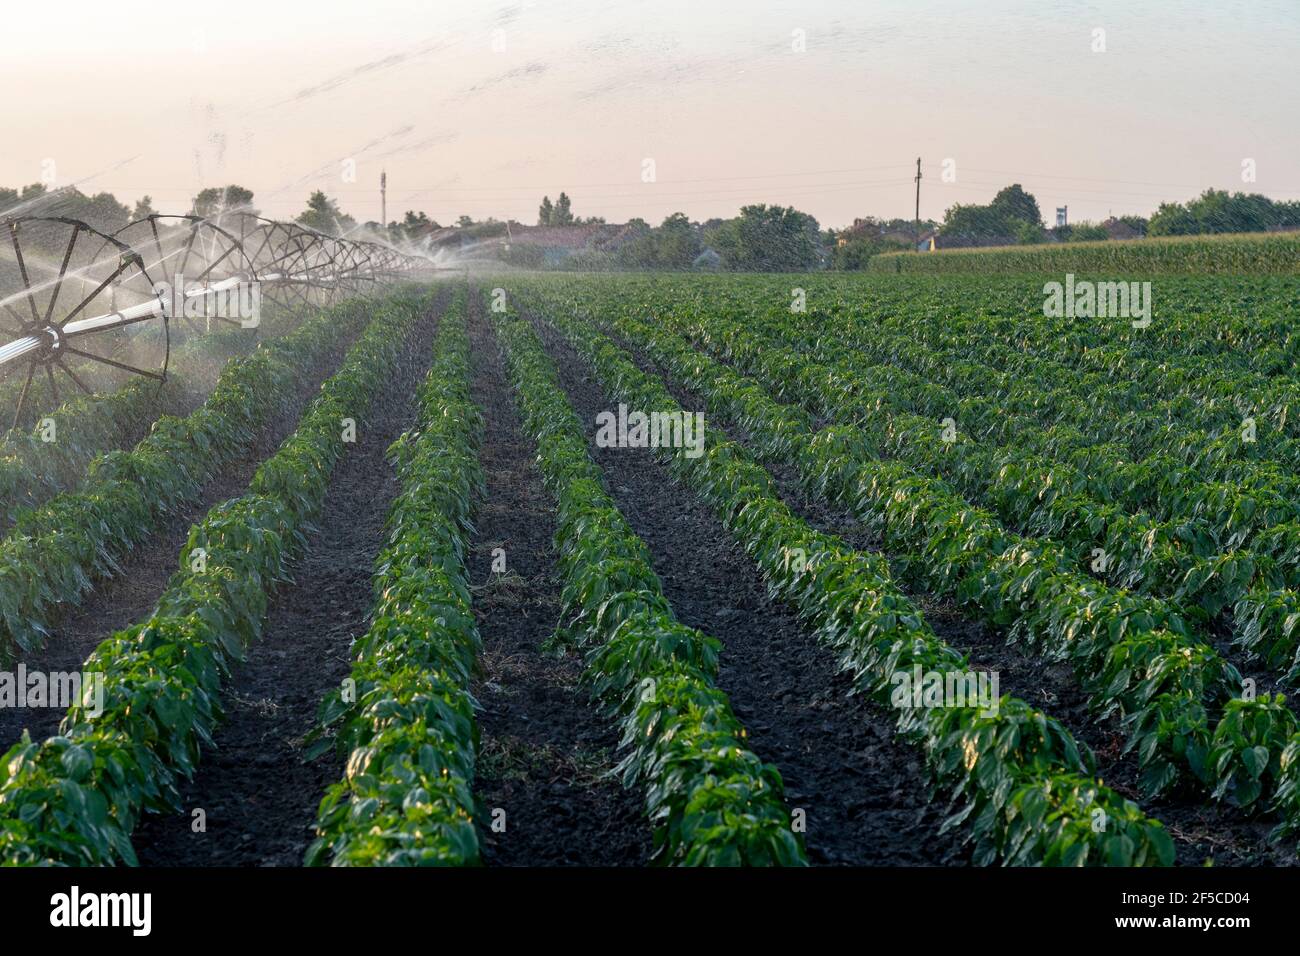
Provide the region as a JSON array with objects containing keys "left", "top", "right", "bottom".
[
  {"left": 380, "top": 170, "right": 387, "bottom": 229},
  {"left": 914, "top": 157, "right": 922, "bottom": 249}
]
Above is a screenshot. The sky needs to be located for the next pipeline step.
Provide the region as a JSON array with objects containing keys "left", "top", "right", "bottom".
[{"left": 1, "top": 0, "right": 1297, "bottom": 230}]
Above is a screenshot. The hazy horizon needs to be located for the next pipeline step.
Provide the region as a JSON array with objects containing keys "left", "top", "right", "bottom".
[{"left": 3, "top": 0, "right": 1297, "bottom": 230}]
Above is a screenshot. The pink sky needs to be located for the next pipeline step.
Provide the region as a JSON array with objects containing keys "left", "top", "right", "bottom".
[{"left": 2, "top": 0, "right": 1297, "bottom": 229}]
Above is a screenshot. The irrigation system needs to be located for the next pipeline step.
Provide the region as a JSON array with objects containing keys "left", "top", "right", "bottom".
[{"left": 0, "top": 211, "right": 438, "bottom": 427}]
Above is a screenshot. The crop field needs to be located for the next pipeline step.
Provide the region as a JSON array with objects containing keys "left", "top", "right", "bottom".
[
  {"left": 9, "top": 0, "right": 1300, "bottom": 941},
  {"left": 870, "top": 232, "right": 1300, "bottom": 276},
  {"left": 0, "top": 267, "right": 1296, "bottom": 876}
]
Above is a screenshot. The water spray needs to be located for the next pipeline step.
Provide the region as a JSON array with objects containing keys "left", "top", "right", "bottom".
[{"left": 0, "top": 210, "right": 438, "bottom": 427}]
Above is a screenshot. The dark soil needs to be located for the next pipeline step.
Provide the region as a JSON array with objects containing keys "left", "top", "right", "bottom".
[
  {"left": 465, "top": 296, "right": 652, "bottom": 866},
  {"left": 0, "top": 316, "right": 367, "bottom": 753},
  {"left": 129, "top": 293, "right": 446, "bottom": 866},
  {"left": 529, "top": 309, "right": 969, "bottom": 866},
  {"left": 615, "top": 326, "right": 1294, "bottom": 867}
]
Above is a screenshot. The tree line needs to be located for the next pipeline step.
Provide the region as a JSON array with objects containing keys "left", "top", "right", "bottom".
[{"left": 5, "top": 178, "right": 1296, "bottom": 270}]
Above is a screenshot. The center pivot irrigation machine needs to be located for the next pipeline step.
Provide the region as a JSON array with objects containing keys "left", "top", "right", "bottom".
[{"left": 0, "top": 211, "right": 437, "bottom": 427}]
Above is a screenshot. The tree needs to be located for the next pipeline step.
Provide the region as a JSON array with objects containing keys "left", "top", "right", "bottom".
[
  {"left": 191, "top": 185, "right": 256, "bottom": 218},
  {"left": 990, "top": 184, "right": 1042, "bottom": 228},
  {"left": 616, "top": 212, "right": 701, "bottom": 269},
  {"left": 48, "top": 189, "right": 131, "bottom": 233},
  {"left": 396, "top": 210, "right": 439, "bottom": 241},
  {"left": 1115, "top": 215, "right": 1150, "bottom": 236},
  {"left": 710, "top": 204, "right": 822, "bottom": 271},
  {"left": 456, "top": 215, "right": 475, "bottom": 228},
  {"left": 653, "top": 212, "right": 701, "bottom": 268},
  {"left": 553, "top": 192, "right": 574, "bottom": 225},
  {"left": 1053, "top": 221, "right": 1110, "bottom": 242},
  {"left": 0, "top": 183, "right": 50, "bottom": 216},
  {"left": 538, "top": 196, "right": 554, "bottom": 226},
  {"left": 1147, "top": 189, "right": 1300, "bottom": 236},
  {"left": 939, "top": 183, "right": 1042, "bottom": 245},
  {"left": 1014, "top": 221, "right": 1046, "bottom": 244},
  {"left": 296, "top": 191, "right": 356, "bottom": 235},
  {"left": 831, "top": 235, "right": 911, "bottom": 270},
  {"left": 132, "top": 196, "right": 157, "bottom": 219}
]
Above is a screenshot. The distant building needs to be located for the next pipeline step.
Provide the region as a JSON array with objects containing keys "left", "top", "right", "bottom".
[{"left": 1102, "top": 217, "right": 1142, "bottom": 240}]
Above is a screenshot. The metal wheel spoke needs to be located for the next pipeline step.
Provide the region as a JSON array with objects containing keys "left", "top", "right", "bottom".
[
  {"left": 44, "top": 363, "right": 60, "bottom": 405},
  {"left": 42, "top": 225, "right": 81, "bottom": 325},
  {"left": 176, "top": 224, "right": 200, "bottom": 280},
  {"left": 3, "top": 303, "right": 28, "bottom": 331},
  {"left": 192, "top": 242, "right": 238, "bottom": 283},
  {"left": 11, "top": 362, "right": 36, "bottom": 431},
  {"left": 62, "top": 345, "right": 166, "bottom": 381},
  {"left": 56, "top": 359, "right": 94, "bottom": 395},
  {"left": 9, "top": 222, "right": 42, "bottom": 325},
  {"left": 58, "top": 259, "right": 131, "bottom": 329}
]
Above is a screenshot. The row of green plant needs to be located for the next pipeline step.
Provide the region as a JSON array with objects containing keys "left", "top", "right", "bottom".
[
  {"left": 523, "top": 281, "right": 1300, "bottom": 829},
  {"left": 663, "top": 277, "right": 1291, "bottom": 530},
  {"left": 658, "top": 272, "right": 1300, "bottom": 409},
  {"left": 0, "top": 375, "right": 189, "bottom": 530},
  {"left": 893, "top": 278, "right": 1300, "bottom": 385},
  {"left": 0, "top": 290, "right": 430, "bottom": 865},
  {"left": 522, "top": 288, "right": 1176, "bottom": 865},
  {"left": 495, "top": 304, "right": 805, "bottom": 866},
  {"left": 0, "top": 300, "right": 370, "bottom": 661},
  {"left": 869, "top": 231, "right": 1300, "bottom": 275},
  {"left": 307, "top": 290, "right": 487, "bottom": 866}
]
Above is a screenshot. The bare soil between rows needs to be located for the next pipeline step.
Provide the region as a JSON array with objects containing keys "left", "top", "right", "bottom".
[{"left": 466, "top": 295, "right": 652, "bottom": 866}]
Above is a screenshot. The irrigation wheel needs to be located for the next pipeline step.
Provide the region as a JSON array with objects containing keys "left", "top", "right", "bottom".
[{"left": 0, "top": 216, "right": 166, "bottom": 429}]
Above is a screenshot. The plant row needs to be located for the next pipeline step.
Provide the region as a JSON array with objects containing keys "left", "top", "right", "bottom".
[
  {"left": 0, "top": 291, "right": 428, "bottom": 865},
  {"left": 813, "top": 278, "right": 1300, "bottom": 456},
  {"left": 0, "top": 375, "right": 189, "bottom": 530},
  {"left": 799, "top": 300, "right": 1300, "bottom": 530},
  {"left": 307, "top": 290, "right": 487, "bottom": 866}
]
